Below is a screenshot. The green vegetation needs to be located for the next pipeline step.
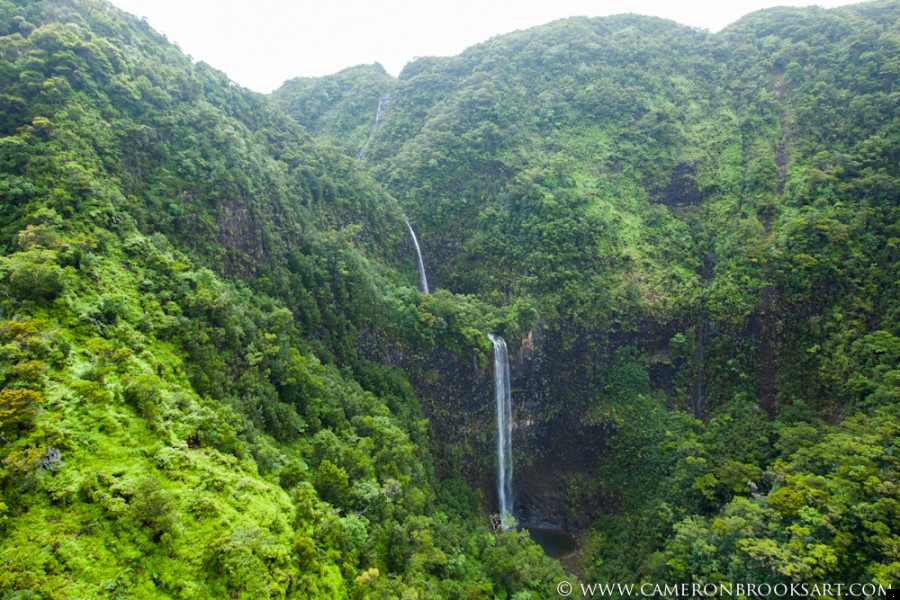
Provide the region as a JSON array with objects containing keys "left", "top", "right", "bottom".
[
  {"left": 1, "top": 0, "right": 898, "bottom": 597},
  {"left": 0, "top": 1, "right": 559, "bottom": 598},
  {"left": 273, "top": 64, "right": 395, "bottom": 157},
  {"left": 279, "top": 0, "right": 900, "bottom": 591}
]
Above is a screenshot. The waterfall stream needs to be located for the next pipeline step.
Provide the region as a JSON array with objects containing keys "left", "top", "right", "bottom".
[
  {"left": 405, "top": 220, "right": 429, "bottom": 294},
  {"left": 356, "top": 93, "right": 390, "bottom": 161},
  {"left": 487, "top": 334, "right": 514, "bottom": 528}
]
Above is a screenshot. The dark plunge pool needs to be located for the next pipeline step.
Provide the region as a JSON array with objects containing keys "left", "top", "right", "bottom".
[{"left": 526, "top": 527, "right": 578, "bottom": 559}]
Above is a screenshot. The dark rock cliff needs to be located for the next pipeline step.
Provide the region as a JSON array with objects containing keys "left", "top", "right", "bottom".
[
  {"left": 359, "top": 291, "right": 773, "bottom": 530},
  {"left": 358, "top": 317, "right": 677, "bottom": 530}
]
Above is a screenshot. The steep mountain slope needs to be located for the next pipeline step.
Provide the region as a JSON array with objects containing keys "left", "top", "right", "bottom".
[
  {"left": 276, "top": 0, "right": 900, "bottom": 587},
  {"left": 2, "top": 0, "right": 899, "bottom": 594},
  {"left": 0, "top": 1, "right": 565, "bottom": 598},
  {"left": 273, "top": 63, "right": 395, "bottom": 158}
]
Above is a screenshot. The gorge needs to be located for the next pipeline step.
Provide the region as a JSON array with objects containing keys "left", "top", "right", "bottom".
[{"left": 0, "top": 0, "right": 898, "bottom": 598}]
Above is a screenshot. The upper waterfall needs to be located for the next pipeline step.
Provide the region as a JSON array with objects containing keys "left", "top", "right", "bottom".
[{"left": 356, "top": 93, "right": 391, "bottom": 161}]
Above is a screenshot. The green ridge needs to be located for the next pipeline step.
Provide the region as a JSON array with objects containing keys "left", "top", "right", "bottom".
[{"left": 2, "top": 0, "right": 899, "bottom": 597}]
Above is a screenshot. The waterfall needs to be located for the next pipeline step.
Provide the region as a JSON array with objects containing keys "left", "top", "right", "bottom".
[
  {"left": 406, "top": 219, "right": 429, "bottom": 294},
  {"left": 356, "top": 93, "right": 391, "bottom": 161},
  {"left": 487, "top": 334, "right": 514, "bottom": 528}
]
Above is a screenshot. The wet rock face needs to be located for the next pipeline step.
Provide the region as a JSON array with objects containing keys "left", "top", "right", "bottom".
[
  {"left": 359, "top": 323, "right": 619, "bottom": 530},
  {"left": 504, "top": 324, "right": 612, "bottom": 529},
  {"left": 359, "top": 315, "right": 712, "bottom": 530},
  {"left": 652, "top": 161, "right": 705, "bottom": 208}
]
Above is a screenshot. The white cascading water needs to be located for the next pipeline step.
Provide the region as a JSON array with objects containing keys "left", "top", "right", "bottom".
[
  {"left": 487, "top": 334, "right": 514, "bottom": 528},
  {"left": 356, "top": 93, "right": 391, "bottom": 161},
  {"left": 406, "top": 219, "right": 430, "bottom": 294}
]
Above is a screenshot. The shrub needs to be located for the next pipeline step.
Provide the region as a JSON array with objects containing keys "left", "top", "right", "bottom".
[
  {"left": 0, "top": 250, "right": 66, "bottom": 301},
  {"left": 0, "top": 388, "right": 42, "bottom": 442},
  {"left": 128, "top": 477, "right": 179, "bottom": 539},
  {"left": 124, "top": 375, "right": 164, "bottom": 427}
]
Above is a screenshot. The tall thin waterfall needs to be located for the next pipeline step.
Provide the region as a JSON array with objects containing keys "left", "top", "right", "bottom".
[
  {"left": 487, "top": 334, "right": 514, "bottom": 528},
  {"left": 356, "top": 93, "right": 391, "bottom": 161},
  {"left": 406, "top": 220, "right": 430, "bottom": 293}
]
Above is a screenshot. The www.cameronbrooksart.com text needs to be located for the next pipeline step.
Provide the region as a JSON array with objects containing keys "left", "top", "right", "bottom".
[{"left": 557, "top": 581, "right": 894, "bottom": 598}]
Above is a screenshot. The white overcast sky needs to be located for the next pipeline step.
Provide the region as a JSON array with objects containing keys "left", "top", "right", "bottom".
[{"left": 108, "top": 0, "right": 866, "bottom": 93}]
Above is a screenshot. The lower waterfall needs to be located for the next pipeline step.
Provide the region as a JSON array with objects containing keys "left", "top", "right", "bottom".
[{"left": 487, "top": 334, "right": 514, "bottom": 528}]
